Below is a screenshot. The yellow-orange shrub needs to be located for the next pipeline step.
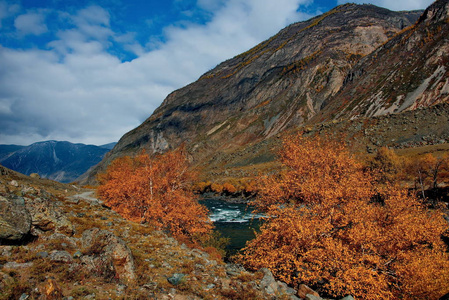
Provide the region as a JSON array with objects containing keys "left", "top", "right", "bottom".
[
  {"left": 222, "top": 182, "right": 237, "bottom": 194},
  {"left": 97, "top": 148, "right": 213, "bottom": 243},
  {"left": 210, "top": 183, "right": 224, "bottom": 194},
  {"left": 239, "top": 135, "right": 449, "bottom": 299}
]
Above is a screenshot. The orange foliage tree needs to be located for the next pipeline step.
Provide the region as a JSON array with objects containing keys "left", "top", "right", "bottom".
[
  {"left": 97, "top": 148, "right": 213, "bottom": 243},
  {"left": 368, "top": 147, "right": 405, "bottom": 185},
  {"left": 239, "top": 135, "right": 449, "bottom": 299}
]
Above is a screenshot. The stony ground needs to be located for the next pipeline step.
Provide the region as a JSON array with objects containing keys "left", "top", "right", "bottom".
[{"left": 0, "top": 165, "right": 354, "bottom": 300}]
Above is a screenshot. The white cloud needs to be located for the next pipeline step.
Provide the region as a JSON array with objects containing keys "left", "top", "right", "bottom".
[
  {"left": 14, "top": 12, "right": 48, "bottom": 35},
  {"left": 0, "top": 0, "right": 312, "bottom": 146},
  {"left": 337, "top": 0, "right": 434, "bottom": 11},
  {"left": 0, "top": 1, "right": 20, "bottom": 28}
]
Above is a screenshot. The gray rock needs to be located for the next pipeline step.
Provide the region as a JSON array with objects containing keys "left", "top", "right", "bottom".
[
  {"left": 0, "top": 195, "right": 32, "bottom": 241},
  {"left": 306, "top": 294, "right": 323, "bottom": 300},
  {"left": 24, "top": 196, "right": 73, "bottom": 236},
  {"left": 36, "top": 251, "right": 49, "bottom": 258},
  {"left": 259, "top": 268, "right": 298, "bottom": 297},
  {"left": 9, "top": 180, "right": 18, "bottom": 187},
  {"left": 167, "top": 273, "right": 186, "bottom": 285},
  {"left": 339, "top": 296, "right": 355, "bottom": 300},
  {"left": 276, "top": 280, "right": 298, "bottom": 296},
  {"left": 1, "top": 246, "right": 12, "bottom": 257},
  {"left": 49, "top": 250, "right": 74, "bottom": 263},
  {"left": 73, "top": 250, "right": 83, "bottom": 258},
  {"left": 259, "top": 268, "right": 277, "bottom": 294},
  {"left": 82, "top": 228, "right": 136, "bottom": 283},
  {"left": 3, "top": 262, "right": 33, "bottom": 269},
  {"left": 143, "top": 282, "right": 158, "bottom": 290},
  {"left": 19, "top": 293, "right": 29, "bottom": 300},
  {"left": 225, "top": 263, "right": 246, "bottom": 277},
  {"left": 20, "top": 187, "right": 38, "bottom": 197}
]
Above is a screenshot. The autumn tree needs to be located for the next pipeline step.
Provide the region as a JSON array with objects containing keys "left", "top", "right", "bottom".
[
  {"left": 368, "top": 147, "right": 405, "bottom": 185},
  {"left": 222, "top": 182, "right": 237, "bottom": 195},
  {"left": 97, "top": 148, "right": 213, "bottom": 243},
  {"left": 239, "top": 135, "right": 449, "bottom": 299}
]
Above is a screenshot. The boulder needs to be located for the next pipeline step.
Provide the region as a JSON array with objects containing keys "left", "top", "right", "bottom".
[
  {"left": 259, "top": 268, "right": 299, "bottom": 298},
  {"left": 305, "top": 295, "right": 322, "bottom": 300},
  {"left": 24, "top": 197, "right": 73, "bottom": 236},
  {"left": 0, "top": 195, "right": 32, "bottom": 242},
  {"left": 9, "top": 180, "right": 18, "bottom": 187},
  {"left": 167, "top": 273, "right": 186, "bottom": 286},
  {"left": 297, "top": 284, "right": 320, "bottom": 299},
  {"left": 30, "top": 173, "right": 40, "bottom": 179},
  {"left": 49, "top": 250, "right": 74, "bottom": 263},
  {"left": 81, "top": 228, "right": 136, "bottom": 283}
]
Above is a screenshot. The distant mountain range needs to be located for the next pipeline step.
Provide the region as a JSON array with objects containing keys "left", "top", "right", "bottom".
[{"left": 0, "top": 141, "right": 116, "bottom": 183}]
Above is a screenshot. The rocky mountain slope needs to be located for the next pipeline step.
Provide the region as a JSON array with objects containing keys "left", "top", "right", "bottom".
[
  {"left": 1, "top": 141, "right": 110, "bottom": 183},
  {"left": 0, "top": 165, "right": 353, "bottom": 299},
  {"left": 84, "top": 1, "right": 449, "bottom": 184},
  {"left": 315, "top": 0, "right": 449, "bottom": 121}
]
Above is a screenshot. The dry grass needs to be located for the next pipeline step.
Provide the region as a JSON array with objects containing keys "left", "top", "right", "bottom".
[{"left": 396, "top": 143, "right": 449, "bottom": 158}]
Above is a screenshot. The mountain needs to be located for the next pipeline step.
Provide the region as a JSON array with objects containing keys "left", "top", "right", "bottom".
[
  {"left": 315, "top": 0, "right": 449, "bottom": 121},
  {"left": 99, "top": 142, "right": 117, "bottom": 150},
  {"left": 84, "top": 1, "right": 449, "bottom": 184},
  {"left": 0, "top": 141, "right": 110, "bottom": 183},
  {"left": 0, "top": 144, "right": 25, "bottom": 161}
]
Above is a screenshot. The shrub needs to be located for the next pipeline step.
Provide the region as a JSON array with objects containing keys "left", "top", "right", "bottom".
[
  {"left": 97, "top": 148, "right": 213, "bottom": 243},
  {"left": 239, "top": 135, "right": 449, "bottom": 299}
]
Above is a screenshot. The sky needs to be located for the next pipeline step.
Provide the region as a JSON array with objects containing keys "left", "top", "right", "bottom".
[{"left": 0, "top": 0, "right": 434, "bottom": 146}]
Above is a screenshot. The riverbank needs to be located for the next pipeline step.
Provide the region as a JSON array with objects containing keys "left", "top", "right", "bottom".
[{"left": 198, "top": 192, "right": 254, "bottom": 204}]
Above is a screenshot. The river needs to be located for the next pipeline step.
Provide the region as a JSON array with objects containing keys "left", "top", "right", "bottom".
[{"left": 199, "top": 196, "right": 264, "bottom": 255}]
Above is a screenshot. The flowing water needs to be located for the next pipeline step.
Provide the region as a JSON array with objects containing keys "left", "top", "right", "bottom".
[{"left": 199, "top": 196, "right": 264, "bottom": 255}]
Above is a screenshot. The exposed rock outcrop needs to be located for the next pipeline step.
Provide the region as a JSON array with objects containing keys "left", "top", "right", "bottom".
[
  {"left": 317, "top": 0, "right": 449, "bottom": 121},
  {"left": 81, "top": 227, "right": 136, "bottom": 283},
  {"left": 0, "top": 195, "right": 31, "bottom": 242},
  {"left": 24, "top": 196, "right": 74, "bottom": 236}
]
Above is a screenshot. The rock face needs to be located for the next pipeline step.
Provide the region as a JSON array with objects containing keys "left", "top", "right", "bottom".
[
  {"left": 25, "top": 196, "right": 74, "bottom": 236},
  {"left": 0, "top": 195, "right": 31, "bottom": 242},
  {"left": 83, "top": 3, "right": 426, "bottom": 184},
  {"left": 81, "top": 228, "right": 136, "bottom": 283},
  {"left": 316, "top": 0, "right": 449, "bottom": 122},
  {"left": 0, "top": 189, "right": 73, "bottom": 243}
]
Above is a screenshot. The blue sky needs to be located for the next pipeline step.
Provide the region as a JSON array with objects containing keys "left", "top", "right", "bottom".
[{"left": 0, "top": 0, "right": 434, "bottom": 146}]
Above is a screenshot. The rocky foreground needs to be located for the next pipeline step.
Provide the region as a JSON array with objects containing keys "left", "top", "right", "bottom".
[{"left": 0, "top": 165, "right": 354, "bottom": 300}]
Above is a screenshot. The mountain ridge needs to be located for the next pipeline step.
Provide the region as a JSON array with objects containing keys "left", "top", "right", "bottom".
[
  {"left": 83, "top": 1, "right": 448, "bottom": 184},
  {"left": 1, "top": 140, "right": 110, "bottom": 183}
]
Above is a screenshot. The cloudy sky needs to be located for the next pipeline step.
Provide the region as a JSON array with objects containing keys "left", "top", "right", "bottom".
[{"left": 0, "top": 0, "right": 434, "bottom": 146}]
